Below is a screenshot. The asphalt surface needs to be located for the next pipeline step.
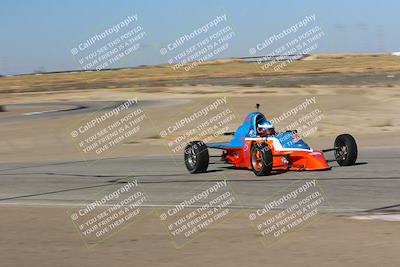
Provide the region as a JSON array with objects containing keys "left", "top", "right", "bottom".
[
  {"left": 0, "top": 99, "right": 398, "bottom": 214},
  {"left": 0, "top": 147, "right": 398, "bottom": 213},
  {"left": 0, "top": 99, "right": 190, "bottom": 124}
]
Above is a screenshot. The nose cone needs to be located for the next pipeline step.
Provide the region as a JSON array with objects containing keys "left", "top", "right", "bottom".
[{"left": 305, "top": 151, "right": 331, "bottom": 170}]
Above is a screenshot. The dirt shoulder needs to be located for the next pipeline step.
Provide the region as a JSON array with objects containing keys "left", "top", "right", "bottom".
[
  {"left": 0, "top": 87, "right": 399, "bottom": 162},
  {"left": 0, "top": 206, "right": 398, "bottom": 267}
]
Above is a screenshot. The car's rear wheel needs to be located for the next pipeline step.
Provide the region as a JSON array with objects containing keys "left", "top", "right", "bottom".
[
  {"left": 334, "top": 134, "right": 357, "bottom": 166},
  {"left": 251, "top": 143, "right": 273, "bottom": 176},
  {"left": 184, "top": 141, "right": 209, "bottom": 173}
]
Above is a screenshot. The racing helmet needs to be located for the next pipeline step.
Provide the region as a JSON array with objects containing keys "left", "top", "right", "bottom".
[{"left": 256, "top": 120, "right": 275, "bottom": 136}]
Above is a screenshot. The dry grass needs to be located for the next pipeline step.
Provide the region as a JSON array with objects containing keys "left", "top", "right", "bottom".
[{"left": 1, "top": 53, "right": 400, "bottom": 94}]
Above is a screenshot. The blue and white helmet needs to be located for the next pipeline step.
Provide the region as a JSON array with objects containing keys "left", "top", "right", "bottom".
[{"left": 257, "top": 119, "right": 275, "bottom": 136}]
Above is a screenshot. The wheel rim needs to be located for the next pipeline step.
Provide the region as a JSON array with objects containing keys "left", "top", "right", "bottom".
[
  {"left": 252, "top": 150, "right": 263, "bottom": 171},
  {"left": 187, "top": 149, "right": 197, "bottom": 167},
  {"left": 335, "top": 143, "right": 348, "bottom": 161}
]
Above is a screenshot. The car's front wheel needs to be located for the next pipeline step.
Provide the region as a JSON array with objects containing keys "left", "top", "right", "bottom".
[
  {"left": 184, "top": 141, "right": 209, "bottom": 173},
  {"left": 251, "top": 143, "right": 273, "bottom": 176},
  {"left": 334, "top": 134, "right": 358, "bottom": 166}
]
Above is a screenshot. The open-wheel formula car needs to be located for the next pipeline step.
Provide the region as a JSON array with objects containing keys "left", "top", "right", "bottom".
[{"left": 184, "top": 106, "right": 358, "bottom": 176}]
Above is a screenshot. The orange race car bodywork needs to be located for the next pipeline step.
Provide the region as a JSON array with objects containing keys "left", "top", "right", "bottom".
[
  {"left": 185, "top": 111, "right": 357, "bottom": 176},
  {"left": 206, "top": 112, "right": 332, "bottom": 172},
  {"left": 223, "top": 140, "right": 330, "bottom": 171}
]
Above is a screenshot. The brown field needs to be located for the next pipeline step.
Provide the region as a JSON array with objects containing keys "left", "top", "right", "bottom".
[
  {"left": 0, "top": 53, "right": 399, "bottom": 162},
  {"left": 1, "top": 53, "right": 400, "bottom": 96}
]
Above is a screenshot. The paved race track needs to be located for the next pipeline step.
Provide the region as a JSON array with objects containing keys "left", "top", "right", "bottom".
[{"left": 0, "top": 147, "right": 398, "bottom": 213}]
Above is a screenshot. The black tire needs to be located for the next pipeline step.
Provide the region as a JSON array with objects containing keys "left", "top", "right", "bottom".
[
  {"left": 334, "top": 134, "right": 358, "bottom": 166},
  {"left": 250, "top": 143, "right": 273, "bottom": 176},
  {"left": 184, "top": 141, "right": 209, "bottom": 173}
]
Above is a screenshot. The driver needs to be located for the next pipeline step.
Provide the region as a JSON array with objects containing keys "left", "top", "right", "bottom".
[{"left": 249, "top": 119, "right": 276, "bottom": 137}]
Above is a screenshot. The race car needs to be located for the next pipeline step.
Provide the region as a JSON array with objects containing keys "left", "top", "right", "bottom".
[{"left": 184, "top": 106, "right": 358, "bottom": 176}]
